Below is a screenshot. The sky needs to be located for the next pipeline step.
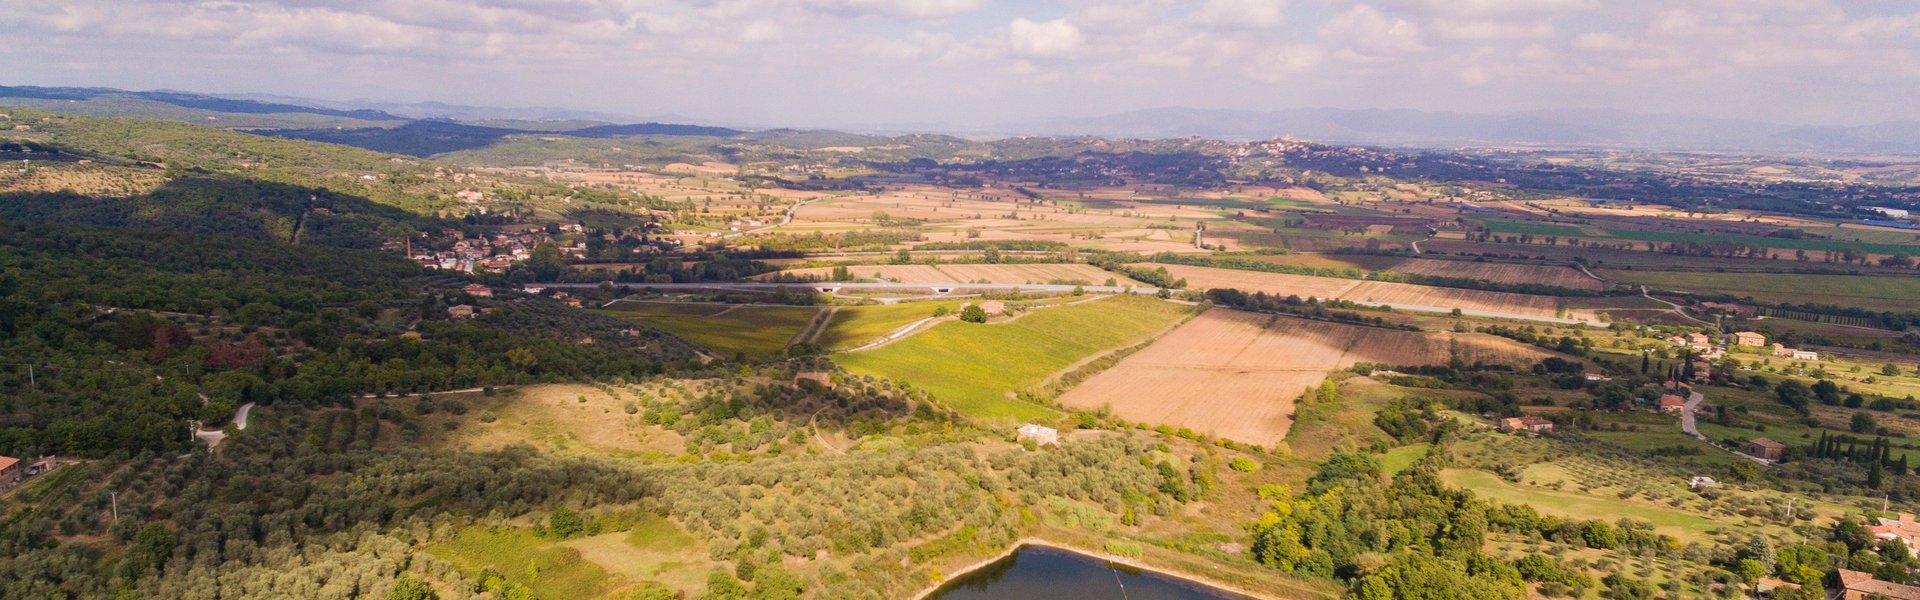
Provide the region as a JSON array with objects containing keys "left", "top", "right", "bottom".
[{"left": 6, "top": 0, "right": 1920, "bottom": 129}]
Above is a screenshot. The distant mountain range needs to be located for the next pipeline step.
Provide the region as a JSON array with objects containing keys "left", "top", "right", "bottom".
[
  {"left": 10, "top": 84, "right": 1920, "bottom": 155},
  {"left": 1011, "top": 107, "right": 1920, "bottom": 155}
]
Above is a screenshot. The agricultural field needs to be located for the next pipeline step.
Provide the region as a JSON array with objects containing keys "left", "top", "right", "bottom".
[
  {"left": 1391, "top": 257, "right": 1608, "bottom": 291},
  {"left": 768, "top": 263, "right": 1139, "bottom": 286},
  {"left": 810, "top": 301, "right": 964, "bottom": 350},
  {"left": 1149, "top": 263, "right": 1594, "bottom": 322},
  {"left": 1058, "top": 310, "right": 1550, "bottom": 447},
  {"left": 1600, "top": 269, "right": 1920, "bottom": 312},
  {"left": 835, "top": 295, "right": 1195, "bottom": 421},
  {"left": 603, "top": 301, "right": 821, "bottom": 359}
]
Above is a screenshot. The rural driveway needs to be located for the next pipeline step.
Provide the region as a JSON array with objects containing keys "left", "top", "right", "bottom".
[{"left": 1678, "top": 391, "right": 1773, "bottom": 466}]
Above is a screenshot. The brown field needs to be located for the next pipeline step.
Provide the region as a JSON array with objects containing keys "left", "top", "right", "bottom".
[
  {"left": 1057, "top": 310, "right": 1549, "bottom": 446},
  {"left": 768, "top": 263, "right": 1141, "bottom": 286},
  {"left": 1391, "top": 258, "right": 1606, "bottom": 291},
  {"left": 1149, "top": 263, "right": 1587, "bottom": 321}
]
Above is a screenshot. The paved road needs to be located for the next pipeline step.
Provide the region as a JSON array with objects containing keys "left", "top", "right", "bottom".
[
  {"left": 193, "top": 401, "right": 255, "bottom": 446},
  {"left": 723, "top": 197, "right": 822, "bottom": 239},
  {"left": 1679, "top": 391, "right": 1773, "bottom": 465}
]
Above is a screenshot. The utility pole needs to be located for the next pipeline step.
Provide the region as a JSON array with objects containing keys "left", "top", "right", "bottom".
[{"left": 110, "top": 491, "right": 118, "bottom": 526}]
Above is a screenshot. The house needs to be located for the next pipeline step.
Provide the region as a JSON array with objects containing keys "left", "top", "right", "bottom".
[
  {"left": 1835, "top": 568, "right": 1920, "bottom": 600},
  {"left": 1790, "top": 350, "right": 1819, "bottom": 361},
  {"left": 1872, "top": 513, "right": 1920, "bottom": 556},
  {"left": 1499, "top": 416, "right": 1554, "bottom": 434},
  {"left": 1017, "top": 424, "right": 1060, "bottom": 446},
  {"left": 463, "top": 284, "right": 494, "bottom": 298},
  {"left": 0, "top": 456, "right": 18, "bottom": 488},
  {"left": 447, "top": 304, "right": 477, "bottom": 319},
  {"left": 793, "top": 371, "right": 834, "bottom": 390},
  {"left": 563, "top": 297, "right": 583, "bottom": 308},
  {"left": 1664, "top": 335, "right": 1688, "bottom": 346},
  {"left": 1657, "top": 395, "right": 1687, "bottom": 414},
  {"left": 1685, "top": 332, "right": 1712, "bottom": 349},
  {"left": 1733, "top": 331, "right": 1767, "bottom": 347},
  {"left": 1745, "top": 438, "right": 1785, "bottom": 461},
  {"left": 1689, "top": 360, "right": 1713, "bottom": 382},
  {"left": 1688, "top": 476, "right": 1716, "bottom": 490}
]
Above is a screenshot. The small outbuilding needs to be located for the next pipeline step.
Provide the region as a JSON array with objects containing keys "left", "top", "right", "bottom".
[
  {"left": 1016, "top": 424, "right": 1059, "bottom": 446},
  {"left": 1746, "top": 438, "right": 1786, "bottom": 461}
]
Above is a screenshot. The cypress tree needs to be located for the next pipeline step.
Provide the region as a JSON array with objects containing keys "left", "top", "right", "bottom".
[{"left": 1870, "top": 461, "right": 1885, "bottom": 489}]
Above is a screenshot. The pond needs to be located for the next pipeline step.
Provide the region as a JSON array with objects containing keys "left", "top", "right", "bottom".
[{"left": 926, "top": 545, "right": 1252, "bottom": 600}]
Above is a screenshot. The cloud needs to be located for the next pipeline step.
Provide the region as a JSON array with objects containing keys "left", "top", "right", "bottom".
[
  {"left": 1191, "top": 0, "right": 1286, "bottom": 29},
  {"left": 808, "top": 0, "right": 983, "bottom": 20},
  {"left": 1320, "top": 5, "right": 1425, "bottom": 60},
  {"left": 1007, "top": 17, "right": 1085, "bottom": 58}
]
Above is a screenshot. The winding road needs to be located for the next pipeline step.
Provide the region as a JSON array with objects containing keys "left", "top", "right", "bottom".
[{"left": 1678, "top": 391, "right": 1772, "bottom": 465}]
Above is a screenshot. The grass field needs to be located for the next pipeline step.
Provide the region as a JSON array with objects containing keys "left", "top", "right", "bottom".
[
  {"left": 1380, "top": 443, "right": 1432, "bottom": 474},
  {"left": 604, "top": 302, "right": 821, "bottom": 359},
  {"left": 835, "top": 295, "right": 1194, "bottom": 421},
  {"left": 430, "top": 527, "right": 619, "bottom": 600},
  {"left": 814, "top": 301, "right": 964, "bottom": 350},
  {"left": 559, "top": 516, "right": 711, "bottom": 595},
  {"left": 1438, "top": 469, "right": 1726, "bottom": 542},
  {"left": 1599, "top": 269, "right": 1920, "bottom": 312}
]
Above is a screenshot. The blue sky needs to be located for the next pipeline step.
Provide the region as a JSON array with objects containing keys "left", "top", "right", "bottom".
[{"left": 6, "top": 0, "right": 1920, "bottom": 128}]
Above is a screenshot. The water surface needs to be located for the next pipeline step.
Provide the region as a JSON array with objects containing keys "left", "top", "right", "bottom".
[{"left": 927, "top": 545, "right": 1251, "bottom": 600}]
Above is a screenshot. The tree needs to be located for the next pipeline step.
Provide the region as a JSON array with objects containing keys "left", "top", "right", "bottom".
[
  {"left": 526, "top": 243, "right": 566, "bottom": 281},
  {"left": 959, "top": 304, "right": 987, "bottom": 323},
  {"left": 133, "top": 522, "right": 176, "bottom": 572},
  {"left": 549, "top": 507, "right": 584, "bottom": 538},
  {"left": 386, "top": 576, "right": 440, "bottom": 600},
  {"left": 1853, "top": 411, "right": 1879, "bottom": 434}
]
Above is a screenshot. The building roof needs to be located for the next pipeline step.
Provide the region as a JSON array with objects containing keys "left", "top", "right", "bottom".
[
  {"left": 1838, "top": 569, "right": 1920, "bottom": 600},
  {"left": 1748, "top": 438, "right": 1785, "bottom": 450},
  {"left": 0, "top": 456, "right": 16, "bottom": 472},
  {"left": 1658, "top": 395, "right": 1686, "bottom": 407}
]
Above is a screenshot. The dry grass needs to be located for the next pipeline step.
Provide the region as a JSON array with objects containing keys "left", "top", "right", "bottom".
[
  {"left": 1151, "top": 263, "right": 1582, "bottom": 320},
  {"left": 1058, "top": 310, "right": 1548, "bottom": 446}
]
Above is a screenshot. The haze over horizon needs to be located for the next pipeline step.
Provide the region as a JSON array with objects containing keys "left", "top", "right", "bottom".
[{"left": 7, "top": 0, "right": 1920, "bottom": 131}]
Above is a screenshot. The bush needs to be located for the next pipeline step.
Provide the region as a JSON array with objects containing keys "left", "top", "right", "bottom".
[
  {"left": 1229, "top": 457, "right": 1258, "bottom": 472},
  {"left": 959, "top": 304, "right": 988, "bottom": 323}
]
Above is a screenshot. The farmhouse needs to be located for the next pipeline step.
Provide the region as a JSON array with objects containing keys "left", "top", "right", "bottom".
[
  {"left": 463, "top": 284, "right": 494, "bottom": 298},
  {"left": 1771, "top": 344, "right": 1818, "bottom": 360},
  {"left": 0, "top": 455, "right": 18, "bottom": 489},
  {"left": 1499, "top": 416, "right": 1554, "bottom": 434},
  {"left": 1835, "top": 568, "right": 1920, "bottom": 600},
  {"left": 1733, "top": 331, "right": 1767, "bottom": 347},
  {"left": 1016, "top": 424, "right": 1060, "bottom": 446},
  {"left": 1684, "top": 332, "right": 1712, "bottom": 349},
  {"left": 1657, "top": 395, "right": 1687, "bottom": 414},
  {"left": 447, "top": 304, "right": 476, "bottom": 319},
  {"left": 1872, "top": 513, "right": 1920, "bottom": 556},
  {"left": 1745, "top": 438, "right": 1786, "bottom": 461}
]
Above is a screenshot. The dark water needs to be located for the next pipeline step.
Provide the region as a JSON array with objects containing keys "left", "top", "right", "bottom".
[{"left": 926, "top": 545, "right": 1252, "bottom": 600}]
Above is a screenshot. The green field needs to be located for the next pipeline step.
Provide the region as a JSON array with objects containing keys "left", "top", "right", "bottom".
[
  {"left": 815, "top": 301, "right": 965, "bottom": 350},
  {"left": 1438, "top": 469, "right": 1726, "bottom": 542},
  {"left": 430, "top": 527, "right": 618, "bottom": 600},
  {"left": 1597, "top": 227, "right": 1920, "bottom": 256},
  {"left": 1380, "top": 443, "right": 1432, "bottom": 474},
  {"left": 835, "top": 295, "right": 1193, "bottom": 421},
  {"left": 1600, "top": 269, "right": 1920, "bottom": 312},
  {"left": 604, "top": 303, "right": 821, "bottom": 359}
]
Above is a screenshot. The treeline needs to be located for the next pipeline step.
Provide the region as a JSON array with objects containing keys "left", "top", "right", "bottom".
[
  {"left": 0, "top": 176, "right": 449, "bottom": 249},
  {"left": 1203, "top": 288, "right": 1421, "bottom": 331},
  {"left": 1141, "top": 252, "right": 1609, "bottom": 297},
  {"left": 749, "top": 230, "right": 922, "bottom": 251},
  {"left": 915, "top": 240, "right": 1068, "bottom": 252}
]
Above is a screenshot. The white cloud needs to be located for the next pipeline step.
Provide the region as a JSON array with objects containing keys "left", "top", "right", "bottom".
[
  {"left": 1320, "top": 5, "right": 1425, "bottom": 59},
  {"left": 1008, "top": 17, "right": 1085, "bottom": 57},
  {"left": 1191, "top": 0, "right": 1286, "bottom": 29},
  {"left": 808, "top": 0, "right": 983, "bottom": 20}
]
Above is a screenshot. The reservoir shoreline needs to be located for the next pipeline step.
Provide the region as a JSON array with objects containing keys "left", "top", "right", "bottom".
[{"left": 909, "top": 537, "right": 1271, "bottom": 600}]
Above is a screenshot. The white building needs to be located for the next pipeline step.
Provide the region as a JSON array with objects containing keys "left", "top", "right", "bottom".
[{"left": 1016, "top": 424, "right": 1059, "bottom": 446}]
